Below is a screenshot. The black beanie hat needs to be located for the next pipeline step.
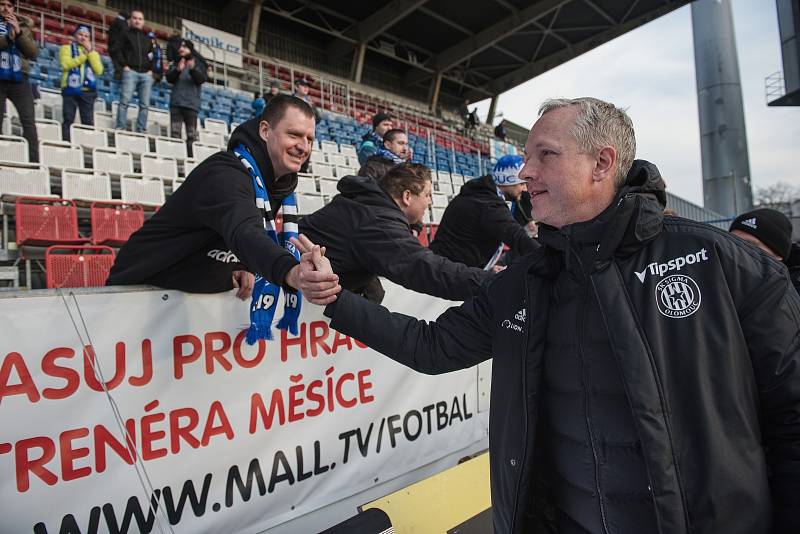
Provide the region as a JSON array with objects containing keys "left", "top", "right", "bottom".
[
  {"left": 372, "top": 112, "right": 392, "bottom": 129},
  {"left": 729, "top": 208, "right": 793, "bottom": 259}
]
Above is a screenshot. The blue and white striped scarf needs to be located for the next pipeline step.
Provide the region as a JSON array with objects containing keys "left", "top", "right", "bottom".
[
  {"left": 377, "top": 146, "right": 406, "bottom": 164},
  {"left": 234, "top": 144, "right": 302, "bottom": 343},
  {"left": 0, "top": 20, "right": 22, "bottom": 82}
]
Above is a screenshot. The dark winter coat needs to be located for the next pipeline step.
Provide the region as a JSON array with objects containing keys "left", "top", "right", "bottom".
[
  {"left": 166, "top": 51, "right": 207, "bottom": 111},
  {"left": 323, "top": 160, "right": 800, "bottom": 534},
  {"left": 430, "top": 175, "right": 538, "bottom": 268},
  {"left": 107, "top": 118, "right": 298, "bottom": 292},
  {"left": 111, "top": 26, "right": 154, "bottom": 73},
  {"left": 298, "top": 175, "right": 490, "bottom": 303}
]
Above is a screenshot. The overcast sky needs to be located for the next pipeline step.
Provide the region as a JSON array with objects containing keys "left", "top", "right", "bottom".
[{"left": 474, "top": 0, "right": 799, "bottom": 206}]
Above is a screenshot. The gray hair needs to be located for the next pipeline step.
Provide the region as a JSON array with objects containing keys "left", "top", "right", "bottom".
[{"left": 538, "top": 97, "right": 636, "bottom": 188}]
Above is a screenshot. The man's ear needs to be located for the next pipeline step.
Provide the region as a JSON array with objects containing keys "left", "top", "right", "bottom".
[
  {"left": 593, "top": 146, "right": 617, "bottom": 182},
  {"left": 258, "top": 120, "right": 270, "bottom": 144},
  {"left": 401, "top": 190, "right": 413, "bottom": 207}
]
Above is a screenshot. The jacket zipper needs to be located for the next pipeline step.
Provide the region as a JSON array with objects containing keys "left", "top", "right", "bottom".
[
  {"left": 573, "top": 245, "right": 611, "bottom": 534},
  {"left": 509, "top": 276, "right": 530, "bottom": 531}
]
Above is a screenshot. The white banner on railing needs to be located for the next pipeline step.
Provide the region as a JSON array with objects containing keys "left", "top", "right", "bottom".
[
  {"left": 181, "top": 19, "right": 243, "bottom": 69},
  {"left": 0, "top": 284, "right": 483, "bottom": 533}
]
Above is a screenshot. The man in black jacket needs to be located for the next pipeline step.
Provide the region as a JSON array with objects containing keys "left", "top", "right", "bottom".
[
  {"left": 300, "top": 97, "right": 800, "bottom": 533},
  {"left": 430, "top": 154, "right": 538, "bottom": 269},
  {"left": 111, "top": 9, "right": 153, "bottom": 132},
  {"left": 107, "top": 11, "right": 128, "bottom": 81},
  {"left": 298, "top": 163, "right": 490, "bottom": 303},
  {"left": 108, "top": 96, "right": 337, "bottom": 301}
]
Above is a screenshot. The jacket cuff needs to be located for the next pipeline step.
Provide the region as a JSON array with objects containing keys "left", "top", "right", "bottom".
[
  {"left": 271, "top": 253, "right": 299, "bottom": 289},
  {"left": 323, "top": 289, "right": 352, "bottom": 320}
]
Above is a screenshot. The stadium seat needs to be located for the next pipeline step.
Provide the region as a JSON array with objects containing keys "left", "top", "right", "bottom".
[
  {"left": 182, "top": 158, "right": 198, "bottom": 177},
  {"left": 309, "top": 151, "right": 326, "bottom": 165},
  {"left": 191, "top": 142, "right": 219, "bottom": 162},
  {"left": 417, "top": 226, "right": 429, "bottom": 247},
  {"left": 320, "top": 140, "right": 339, "bottom": 153},
  {"left": 92, "top": 147, "right": 133, "bottom": 175},
  {"left": 45, "top": 245, "right": 115, "bottom": 288},
  {"left": 312, "top": 162, "right": 335, "bottom": 180},
  {"left": 94, "top": 98, "right": 107, "bottom": 114},
  {"left": 428, "top": 223, "right": 439, "bottom": 241},
  {"left": 335, "top": 165, "right": 352, "bottom": 178},
  {"left": 120, "top": 175, "right": 166, "bottom": 207},
  {"left": 141, "top": 153, "right": 178, "bottom": 179},
  {"left": 0, "top": 162, "right": 51, "bottom": 198},
  {"left": 14, "top": 197, "right": 89, "bottom": 247},
  {"left": 172, "top": 178, "right": 185, "bottom": 192},
  {"left": 94, "top": 112, "right": 115, "bottom": 130},
  {"left": 197, "top": 129, "right": 225, "bottom": 147},
  {"left": 451, "top": 173, "right": 465, "bottom": 186},
  {"left": 40, "top": 140, "right": 84, "bottom": 170},
  {"left": 432, "top": 193, "right": 448, "bottom": 208},
  {"left": 71, "top": 124, "right": 108, "bottom": 150},
  {"left": 328, "top": 153, "right": 348, "bottom": 167},
  {"left": 147, "top": 107, "right": 170, "bottom": 137},
  {"left": 61, "top": 169, "right": 112, "bottom": 202},
  {"left": 155, "top": 136, "right": 188, "bottom": 161},
  {"left": 319, "top": 179, "right": 339, "bottom": 197},
  {"left": 90, "top": 201, "right": 145, "bottom": 245},
  {"left": 436, "top": 182, "right": 454, "bottom": 195},
  {"left": 296, "top": 193, "right": 325, "bottom": 215},
  {"left": 340, "top": 144, "right": 357, "bottom": 158},
  {"left": 431, "top": 206, "right": 446, "bottom": 223},
  {"left": 35, "top": 118, "right": 61, "bottom": 142},
  {"left": 114, "top": 130, "right": 150, "bottom": 155},
  {"left": 296, "top": 173, "right": 318, "bottom": 194},
  {"left": 203, "top": 118, "right": 229, "bottom": 135},
  {"left": 0, "top": 135, "right": 29, "bottom": 162}
]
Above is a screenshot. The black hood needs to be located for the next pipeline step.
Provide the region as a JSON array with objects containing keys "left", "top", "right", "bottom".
[
  {"left": 336, "top": 175, "right": 407, "bottom": 223},
  {"left": 459, "top": 175, "right": 497, "bottom": 197},
  {"left": 227, "top": 118, "right": 298, "bottom": 199},
  {"left": 538, "top": 159, "right": 666, "bottom": 270},
  {"left": 786, "top": 241, "right": 800, "bottom": 269}
]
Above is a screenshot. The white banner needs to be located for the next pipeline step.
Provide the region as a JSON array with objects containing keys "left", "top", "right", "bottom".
[
  {"left": 0, "top": 284, "right": 483, "bottom": 533},
  {"left": 182, "top": 19, "right": 243, "bottom": 69}
]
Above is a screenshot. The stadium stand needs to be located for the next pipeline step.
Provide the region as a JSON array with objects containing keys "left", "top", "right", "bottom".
[{"left": 0, "top": 0, "right": 723, "bottom": 291}]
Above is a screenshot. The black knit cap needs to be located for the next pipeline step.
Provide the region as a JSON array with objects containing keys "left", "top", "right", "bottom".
[
  {"left": 372, "top": 112, "right": 392, "bottom": 129},
  {"left": 729, "top": 208, "right": 793, "bottom": 259}
]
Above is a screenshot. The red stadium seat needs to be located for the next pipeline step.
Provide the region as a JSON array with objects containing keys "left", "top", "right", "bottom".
[
  {"left": 90, "top": 201, "right": 145, "bottom": 246},
  {"left": 85, "top": 10, "right": 103, "bottom": 23},
  {"left": 428, "top": 223, "right": 439, "bottom": 241},
  {"left": 29, "top": 0, "right": 48, "bottom": 8},
  {"left": 15, "top": 197, "right": 89, "bottom": 248},
  {"left": 65, "top": 5, "right": 85, "bottom": 18},
  {"left": 45, "top": 245, "right": 115, "bottom": 288},
  {"left": 416, "top": 227, "right": 429, "bottom": 247}
]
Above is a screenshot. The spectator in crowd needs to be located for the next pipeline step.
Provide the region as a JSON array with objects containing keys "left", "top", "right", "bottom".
[
  {"left": 147, "top": 31, "right": 163, "bottom": 83},
  {"left": 494, "top": 119, "right": 507, "bottom": 141},
  {"left": 107, "top": 11, "right": 129, "bottom": 81},
  {"left": 298, "top": 163, "right": 490, "bottom": 304},
  {"left": 302, "top": 96, "right": 800, "bottom": 534},
  {"left": 357, "top": 112, "right": 393, "bottom": 165},
  {"left": 59, "top": 25, "right": 103, "bottom": 142},
  {"left": 0, "top": 0, "right": 38, "bottom": 162},
  {"left": 459, "top": 98, "right": 470, "bottom": 128},
  {"left": 107, "top": 96, "right": 335, "bottom": 321},
  {"left": 430, "top": 154, "right": 538, "bottom": 270},
  {"left": 264, "top": 81, "right": 281, "bottom": 105},
  {"left": 252, "top": 92, "right": 265, "bottom": 118},
  {"left": 467, "top": 107, "right": 480, "bottom": 129},
  {"left": 292, "top": 78, "right": 320, "bottom": 121},
  {"left": 111, "top": 9, "right": 154, "bottom": 132},
  {"left": 165, "top": 38, "right": 207, "bottom": 157},
  {"left": 377, "top": 128, "right": 412, "bottom": 163},
  {"left": 729, "top": 207, "right": 800, "bottom": 294}
]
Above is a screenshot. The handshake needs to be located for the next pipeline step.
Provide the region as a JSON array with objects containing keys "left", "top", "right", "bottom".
[{"left": 288, "top": 234, "right": 342, "bottom": 306}]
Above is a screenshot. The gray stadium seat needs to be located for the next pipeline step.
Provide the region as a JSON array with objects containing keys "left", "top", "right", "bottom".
[
  {"left": 0, "top": 162, "right": 50, "bottom": 198},
  {"left": 61, "top": 169, "right": 112, "bottom": 202},
  {"left": 0, "top": 135, "right": 29, "bottom": 163}
]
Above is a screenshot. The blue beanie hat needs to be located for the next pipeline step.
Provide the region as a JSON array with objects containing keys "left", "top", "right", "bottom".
[
  {"left": 74, "top": 25, "right": 91, "bottom": 37},
  {"left": 492, "top": 154, "right": 525, "bottom": 186}
]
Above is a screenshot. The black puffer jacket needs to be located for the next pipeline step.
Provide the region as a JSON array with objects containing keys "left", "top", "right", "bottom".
[
  {"left": 324, "top": 160, "right": 800, "bottom": 534},
  {"left": 786, "top": 242, "right": 800, "bottom": 296},
  {"left": 107, "top": 118, "right": 298, "bottom": 292},
  {"left": 299, "top": 175, "right": 490, "bottom": 303},
  {"left": 430, "top": 175, "right": 538, "bottom": 268}
]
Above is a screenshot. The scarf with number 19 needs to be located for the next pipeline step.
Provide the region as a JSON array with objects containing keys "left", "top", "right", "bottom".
[{"left": 233, "top": 144, "right": 302, "bottom": 344}]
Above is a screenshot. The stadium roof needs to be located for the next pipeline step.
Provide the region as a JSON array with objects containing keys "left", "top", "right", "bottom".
[{"left": 248, "top": 0, "right": 692, "bottom": 107}]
